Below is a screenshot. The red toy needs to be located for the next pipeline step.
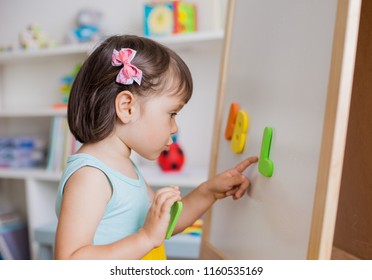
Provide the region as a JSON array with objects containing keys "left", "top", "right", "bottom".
[{"left": 158, "top": 135, "right": 185, "bottom": 172}]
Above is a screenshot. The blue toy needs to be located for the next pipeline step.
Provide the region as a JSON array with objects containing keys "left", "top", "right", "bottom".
[{"left": 67, "top": 9, "right": 104, "bottom": 43}]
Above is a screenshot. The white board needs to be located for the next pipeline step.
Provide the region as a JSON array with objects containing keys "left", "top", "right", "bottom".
[{"left": 207, "top": 0, "right": 340, "bottom": 259}]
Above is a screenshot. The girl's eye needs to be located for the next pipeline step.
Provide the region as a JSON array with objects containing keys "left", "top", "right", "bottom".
[{"left": 170, "top": 113, "right": 178, "bottom": 118}]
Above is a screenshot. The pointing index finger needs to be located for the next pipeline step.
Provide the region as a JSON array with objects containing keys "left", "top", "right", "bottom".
[{"left": 235, "top": 156, "right": 258, "bottom": 173}]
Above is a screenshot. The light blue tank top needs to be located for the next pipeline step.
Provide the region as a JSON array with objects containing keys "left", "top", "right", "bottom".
[{"left": 55, "top": 153, "right": 151, "bottom": 245}]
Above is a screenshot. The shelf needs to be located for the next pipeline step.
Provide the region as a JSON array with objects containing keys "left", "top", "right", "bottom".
[
  {"left": 165, "top": 234, "right": 201, "bottom": 259},
  {"left": 0, "top": 107, "right": 67, "bottom": 118},
  {"left": 154, "top": 31, "right": 224, "bottom": 50},
  {"left": 34, "top": 222, "right": 201, "bottom": 259},
  {"left": 0, "top": 164, "right": 208, "bottom": 187},
  {"left": 0, "top": 31, "right": 224, "bottom": 64},
  {"left": 0, "top": 42, "right": 94, "bottom": 63},
  {"left": 0, "top": 168, "right": 61, "bottom": 181}
]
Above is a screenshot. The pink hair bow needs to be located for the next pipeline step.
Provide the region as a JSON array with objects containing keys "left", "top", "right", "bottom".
[{"left": 111, "top": 48, "right": 142, "bottom": 85}]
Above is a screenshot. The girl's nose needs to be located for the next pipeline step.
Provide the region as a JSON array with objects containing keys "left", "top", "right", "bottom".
[{"left": 171, "top": 121, "right": 179, "bottom": 135}]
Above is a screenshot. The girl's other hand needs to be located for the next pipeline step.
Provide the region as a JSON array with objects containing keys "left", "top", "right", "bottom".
[{"left": 140, "top": 186, "right": 181, "bottom": 248}]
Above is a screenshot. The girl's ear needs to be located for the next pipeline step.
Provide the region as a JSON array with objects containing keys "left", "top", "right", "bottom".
[{"left": 115, "top": 91, "right": 137, "bottom": 124}]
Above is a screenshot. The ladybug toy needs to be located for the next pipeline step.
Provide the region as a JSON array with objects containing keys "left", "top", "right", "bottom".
[{"left": 158, "top": 135, "right": 185, "bottom": 172}]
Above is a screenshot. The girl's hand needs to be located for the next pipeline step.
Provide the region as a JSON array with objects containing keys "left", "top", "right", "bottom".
[
  {"left": 206, "top": 156, "right": 258, "bottom": 200},
  {"left": 140, "top": 186, "right": 181, "bottom": 248}
]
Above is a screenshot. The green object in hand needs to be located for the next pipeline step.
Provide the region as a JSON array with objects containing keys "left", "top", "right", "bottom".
[{"left": 165, "top": 201, "right": 183, "bottom": 240}]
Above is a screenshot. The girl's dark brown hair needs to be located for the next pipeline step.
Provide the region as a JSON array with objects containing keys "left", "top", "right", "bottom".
[{"left": 68, "top": 35, "right": 193, "bottom": 144}]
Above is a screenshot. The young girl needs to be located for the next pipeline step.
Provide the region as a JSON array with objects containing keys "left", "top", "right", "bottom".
[{"left": 54, "top": 34, "right": 258, "bottom": 260}]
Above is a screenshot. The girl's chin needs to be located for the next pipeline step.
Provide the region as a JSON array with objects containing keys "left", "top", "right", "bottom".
[
  {"left": 133, "top": 148, "right": 166, "bottom": 161},
  {"left": 142, "top": 153, "right": 162, "bottom": 161}
]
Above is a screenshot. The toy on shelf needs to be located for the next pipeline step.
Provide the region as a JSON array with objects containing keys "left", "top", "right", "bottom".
[
  {"left": 66, "top": 9, "right": 105, "bottom": 43},
  {"left": 182, "top": 217, "right": 203, "bottom": 236},
  {"left": 144, "top": 1, "right": 197, "bottom": 36},
  {"left": 157, "top": 134, "right": 185, "bottom": 172},
  {"left": 53, "top": 64, "right": 81, "bottom": 109},
  {"left": 174, "top": 1, "right": 197, "bottom": 33},
  {"left": 145, "top": 2, "right": 174, "bottom": 36},
  {"left": 18, "top": 23, "right": 57, "bottom": 50},
  {"left": 61, "top": 64, "right": 81, "bottom": 103}
]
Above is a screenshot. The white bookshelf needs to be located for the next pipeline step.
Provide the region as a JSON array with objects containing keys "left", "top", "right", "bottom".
[
  {"left": 0, "top": 165, "right": 208, "bottom": 188},
  {"left": 0, "top": 0, "right": 226, "bottom": 260}
]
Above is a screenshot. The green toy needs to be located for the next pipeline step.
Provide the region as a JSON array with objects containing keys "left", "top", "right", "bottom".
[
  {"left": 60, "top": 64, "right": 81, "bottom": 103},
  {"left": 165, "top": 201, "right": 183, "bottom": 239},
  {"left": 258, "top": 127, "right": 274, "bottom": 177}
]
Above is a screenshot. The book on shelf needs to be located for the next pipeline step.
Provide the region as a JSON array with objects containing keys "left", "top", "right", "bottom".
[
  {"left": 0, "top": 224, "right": 30, "bottom": 260},
  {"left": 0, "top": 210, "right": 20, "bottom": 227},
  {"left": 0, "top": 136, "right": 47, "bottom": 168},
  {"left": 0, "top": 209, "right": 30, "bottom": 260},
  {"left": 46, "top": 116, "right": 81, "bottom": 172}
]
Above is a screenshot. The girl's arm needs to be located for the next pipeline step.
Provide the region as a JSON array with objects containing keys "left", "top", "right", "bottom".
[
  {"left": 54, "top": 167, "right": 180, "bottom": 260},
  {"left": 173, "top": 156, "right": 258, "bottom": 234}
]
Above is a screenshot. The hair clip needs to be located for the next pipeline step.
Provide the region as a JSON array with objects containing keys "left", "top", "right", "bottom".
[{"left": 111, "top": 48, "right": 142, "bottom": 85}]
